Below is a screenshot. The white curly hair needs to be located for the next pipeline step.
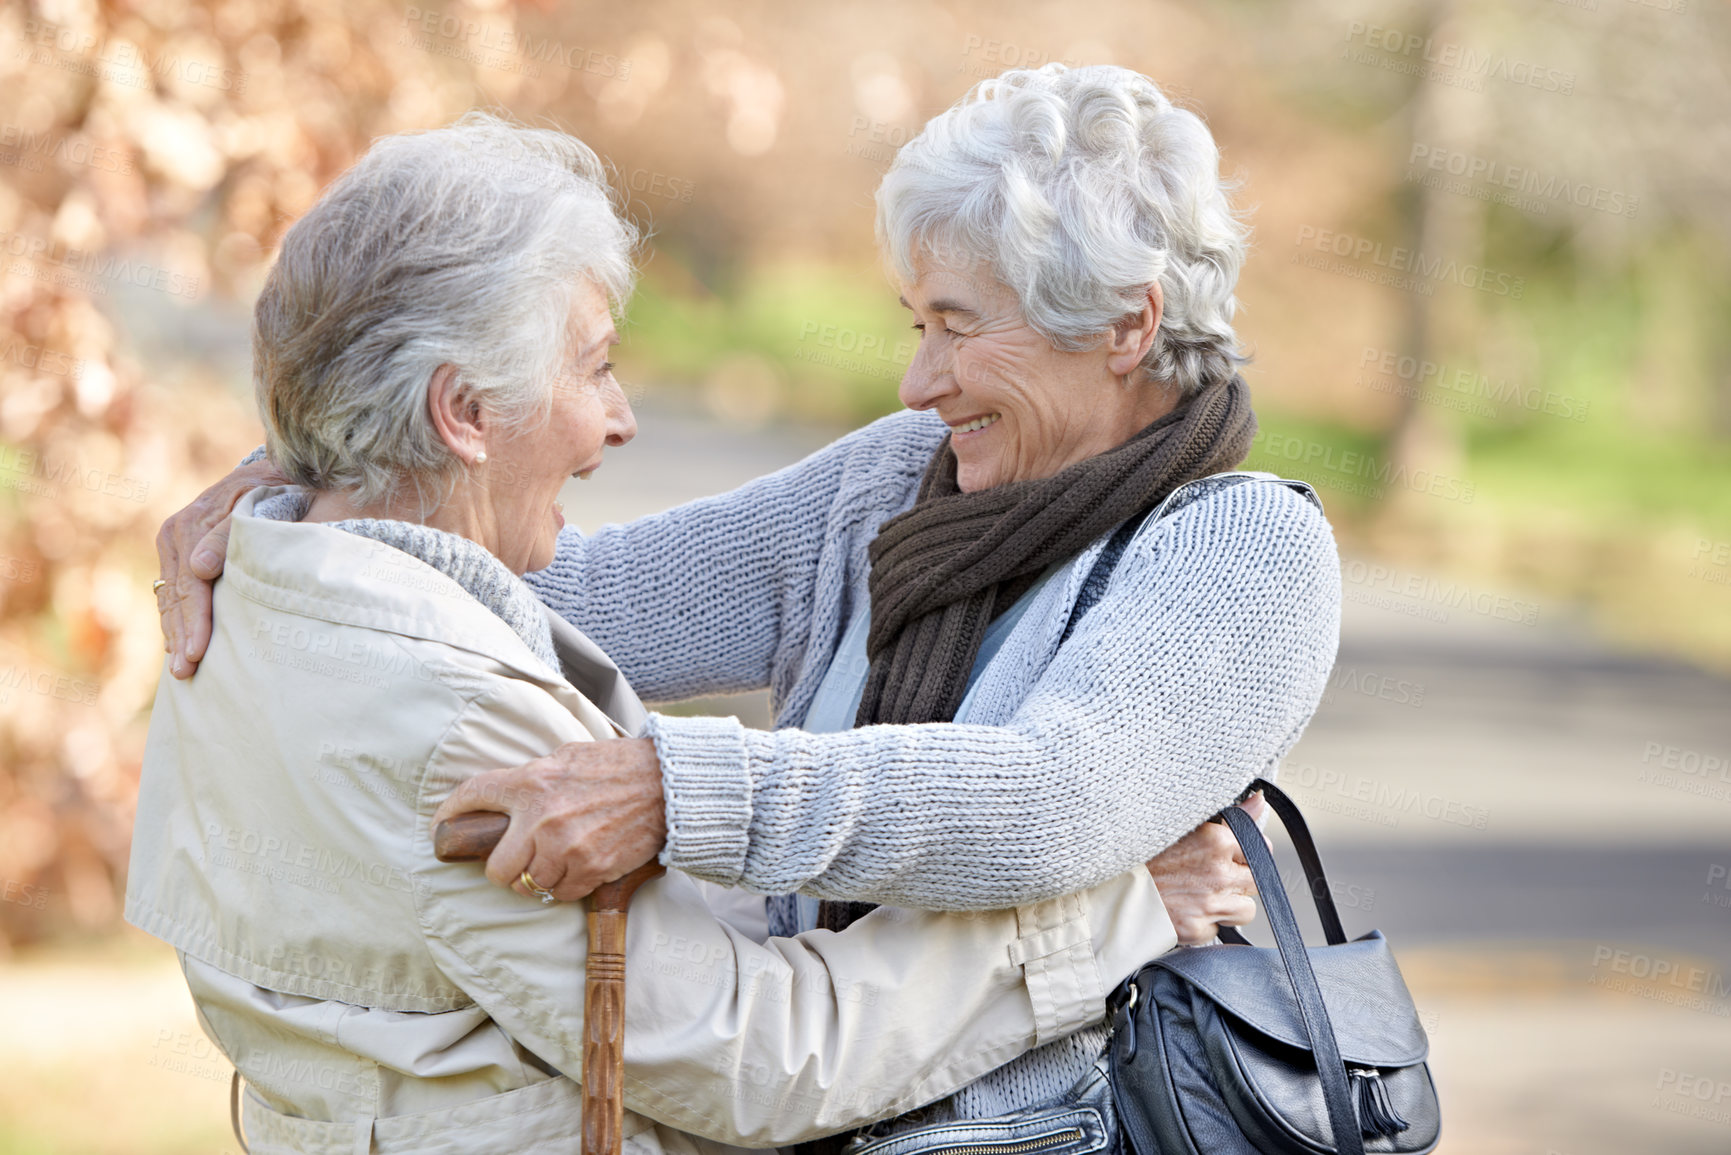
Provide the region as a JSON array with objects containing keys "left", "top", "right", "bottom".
[{"left": 875, "top": 64, "right": 1249, "bottom": 395}]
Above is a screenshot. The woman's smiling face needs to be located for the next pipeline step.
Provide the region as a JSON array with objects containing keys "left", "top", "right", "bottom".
[
  {"left": 485, "top": 281, "right": 635, "bottom": 573},
  {"left": 894, "top": 252, "right": 1176, "bottom": 493}
]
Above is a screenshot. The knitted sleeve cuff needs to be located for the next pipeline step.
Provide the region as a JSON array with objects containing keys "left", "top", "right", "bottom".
[
  {"left": 644, "top": 712, "right": 755, "bottom": 886},
  {"left": 239, "top": 444, "right": 267, "bottom": 467}
]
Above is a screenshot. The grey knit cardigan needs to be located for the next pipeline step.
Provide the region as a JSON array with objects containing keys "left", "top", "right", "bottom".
[{"left": 526, "top": 406, "right": 1341, "bottom": 914}]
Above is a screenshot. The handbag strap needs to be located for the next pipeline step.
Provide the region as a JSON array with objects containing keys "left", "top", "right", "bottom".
[
  {"left": 1216, "top": 778, "right": 1346, "bottom": 946},
  {"left": 1220, "top": 780, "right": 1365, "bottom": 1155},
  {"left": 1257, "top": 779, "right": 1348, "bottom": 945},
  {"left": 1064, "top": 474, "right": 1317, "bottom": 646}
]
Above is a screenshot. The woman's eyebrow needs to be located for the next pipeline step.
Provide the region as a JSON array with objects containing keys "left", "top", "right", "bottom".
[{"left": 898, "top": 295, "right": 978, "bottom": 317}]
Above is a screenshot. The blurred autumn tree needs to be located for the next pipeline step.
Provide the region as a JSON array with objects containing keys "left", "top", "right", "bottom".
[{"left": 0, "top": 0, "right": 582, "bottom": 948}]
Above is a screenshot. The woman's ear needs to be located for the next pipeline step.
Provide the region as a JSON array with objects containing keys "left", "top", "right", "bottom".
[
  {"left": 426, "top": 364, "right": 488, "bottom": 465},
  {"left": 1106, "top": 285, "right": 1164, "bottom": 379}
]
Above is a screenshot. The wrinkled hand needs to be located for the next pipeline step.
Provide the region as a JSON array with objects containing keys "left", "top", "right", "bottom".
[
  {"left": 1145, "top": 791, "right": 1269, "bottom": 945},
  {"left": 155, "top": 459, "right": 289, "bottom": 678},
  {"left": 431, "top": 737, "right": 668, "bottom": 902}
]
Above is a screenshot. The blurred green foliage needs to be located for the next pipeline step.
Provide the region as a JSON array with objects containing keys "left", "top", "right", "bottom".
[{"left": 621, "top": 261, "right": 911, "bottom": 425}]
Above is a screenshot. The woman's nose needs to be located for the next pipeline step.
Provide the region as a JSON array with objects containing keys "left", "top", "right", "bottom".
[
  {"left": 898, "top": 341, "right": 954, "bottom": 412},
  {"left": 606, "top": 381, "right": 638, "bottom": 447}
]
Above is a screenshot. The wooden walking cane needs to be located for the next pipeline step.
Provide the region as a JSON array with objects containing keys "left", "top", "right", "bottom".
[{"left": 433, "top": 811, "right": 664, "bottom": 1155}]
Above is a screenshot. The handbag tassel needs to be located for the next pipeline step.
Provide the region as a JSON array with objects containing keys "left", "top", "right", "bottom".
[{"left": 1349, "top": 1067, "right": 1409, "bottom": 1138}]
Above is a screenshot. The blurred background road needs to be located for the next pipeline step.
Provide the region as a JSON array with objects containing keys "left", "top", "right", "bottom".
[{"left": 2, "top": 1, "right": 1729, "bottom": 1153}]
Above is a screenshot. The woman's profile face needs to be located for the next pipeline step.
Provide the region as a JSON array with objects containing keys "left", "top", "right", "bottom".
[
  {"left": 486, "top": 281, "right": 635, "bottom": 573},
  {"left": 895, "top": 252, "right": 1168, "bottom": 493}
]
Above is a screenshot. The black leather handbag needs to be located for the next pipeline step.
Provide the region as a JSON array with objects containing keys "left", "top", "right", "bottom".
[{"left": 1107, "top": 779, "right": 1441, "bottom": 1155}]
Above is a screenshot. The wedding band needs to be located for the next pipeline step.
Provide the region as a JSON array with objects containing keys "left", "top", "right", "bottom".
[
  {"left": 520, "top": 869, "right": 555, "bottom": 904},
  {"left": 152, "top": 579, "right": 168, "bottom": 594}
]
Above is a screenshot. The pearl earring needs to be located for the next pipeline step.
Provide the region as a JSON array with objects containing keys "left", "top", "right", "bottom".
[{"left": 474, "top": 451, "right": 488, "bottom": 465}]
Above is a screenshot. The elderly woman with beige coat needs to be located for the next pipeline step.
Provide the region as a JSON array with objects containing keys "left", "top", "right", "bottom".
[{"left": 131, "top": 111, "right": 1256, "bottom": 1155}]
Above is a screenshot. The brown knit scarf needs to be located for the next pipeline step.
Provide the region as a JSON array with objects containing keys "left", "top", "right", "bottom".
[
  {"left": 808, "top": 375, "right": 1259, "bottom": 1094},
  {"left": 851, "top": 373, "right": 1258, "bottom": 730}
]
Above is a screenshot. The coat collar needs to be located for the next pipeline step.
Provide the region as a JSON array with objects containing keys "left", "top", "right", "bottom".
[
  {"left": 226, "top": 487, "right": 648, "bottom": 737},
  {"left": 545, "top": 610, "right": 649, "bottom": 737}
]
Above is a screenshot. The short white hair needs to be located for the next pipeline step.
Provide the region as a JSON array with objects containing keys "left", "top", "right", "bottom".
[
  {"left": 875, "top": 64, "right": 1248, "bottom": 395},
  {"left": 255, "top": 112, "right": 637, "bottom": 505}
]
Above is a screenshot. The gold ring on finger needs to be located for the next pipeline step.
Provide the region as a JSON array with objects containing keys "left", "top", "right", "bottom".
[
  {"left": 520, "top": 869, "right": 555, "bottom": 904},
  {"left": 152, "top": 578, "right": 168, "bottom": 594}
]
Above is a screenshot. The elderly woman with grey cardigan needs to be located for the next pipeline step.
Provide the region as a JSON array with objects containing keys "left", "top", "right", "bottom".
[{"left": 157, "top": 65, "right": 1338, "bottom": 1140}]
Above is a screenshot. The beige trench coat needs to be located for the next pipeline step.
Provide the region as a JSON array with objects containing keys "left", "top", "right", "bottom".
[{"left": 125, "top": 489, "right": 1177, "bottom": 1155}]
